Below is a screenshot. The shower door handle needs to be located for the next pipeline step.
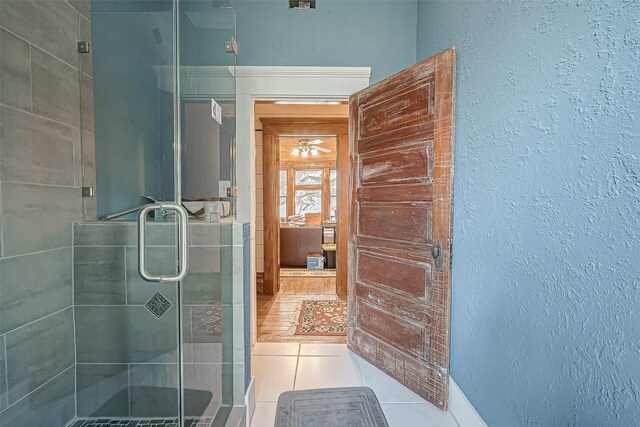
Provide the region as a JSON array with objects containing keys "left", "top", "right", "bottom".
[{"left": 138, "top": 203, "right": 189, "bottom": 283}]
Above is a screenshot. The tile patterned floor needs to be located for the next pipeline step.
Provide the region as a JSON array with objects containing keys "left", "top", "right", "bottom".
[
  {"left": 68, "top": 418, "right": 212, "bottom": 427},
  {"left": 249, "top": 343, "right": 461, "bottom": 427},
  {"left": 69, "top": 420, "right": 178, "bottom": 427}
]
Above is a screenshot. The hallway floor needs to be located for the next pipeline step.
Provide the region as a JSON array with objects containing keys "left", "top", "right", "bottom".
[
  {"left": 257, "top": 292, "right": 346, "bottom": 343},
  {"left": 249, "top": 343, "right": 460, "bottom": 427}
]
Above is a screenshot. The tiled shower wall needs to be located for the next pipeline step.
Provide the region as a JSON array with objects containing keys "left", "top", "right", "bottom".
[
  {"left": 72, "top": 221, "right": 248, "bottom": 421},
  {"left": 0, "top": 0, "right": 95, "bottom": 425}
]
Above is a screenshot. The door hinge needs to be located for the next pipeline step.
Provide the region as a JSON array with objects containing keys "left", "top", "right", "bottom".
[
  {"left": 226, "top": 186, "right": 238, "bottom": 198},
  {"left": 225, "top": 37, "right": 238, "bottom": 54},
  {"left": 82, "top": 186, "right": 95, "bottom": 197},
  {"left": 77, "top": 41, "right": 90, "bottom": 53}
]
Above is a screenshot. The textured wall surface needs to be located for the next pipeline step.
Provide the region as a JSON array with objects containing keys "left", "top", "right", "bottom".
[
  {"left": 235, "top": 0, "right": 417, "bottom": 83},
  {"left": 417, "top": 1, "right": 640, "bottom": 425}
]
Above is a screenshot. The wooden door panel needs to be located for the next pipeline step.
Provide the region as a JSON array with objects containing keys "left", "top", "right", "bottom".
[
  {"left": 357, "top": 202, "right": 432, "bottom": 243},
  {"left": 357, "top": 68, "right": 435, "bottom": 116},
  {"left": 350, "top": 328, "right": 435, "bottom": 395},
  {"left": 348, "top": 47, "right": 455, "bottom": 410},
  {"left": 355, "top": 235, "right": 433, "bottom": 264},
  {"left": 358, "top": 82, "right": 435, "bottom": 141},
  {"left": 354, "top": 283, "right": 431, "bottom": 324},
  {"left": 359, "top": 142, "right": 433, "bottom": 185},
  {"left": 357, "top": 183, "right": 433, "bottom": 203},
  {"left": 356, "top": 121, "right": 435, "bottom": 155},
  {"left": 357, "top": 252, "right": 428, "bottom": 298},
  {"left": 357, "top": 301, "right": 427, "bottom": 359}
]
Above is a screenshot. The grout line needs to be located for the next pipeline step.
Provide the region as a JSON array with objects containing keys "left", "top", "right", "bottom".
[
  {"left": 0, "top": 98, "right": 79, "bottom": 131},
  {"left": 74, "top": 363, "right": 78, "bottom": 420},
  {"left": 292, "top": 348, "right": 301, "bottom": 391},
  {"left": 0, "top": 245, "right": 72, "bottom": 261},
  {"left": 71, "top": 238, "right": 78, "bottom": 420},
  {"left": 189, "top": 304, "right": 194, "bottom": 363},
  {"left": 74, "top": 304, "right": 147, "bottom": 307},
  {"left": 123, "top": 247, "right": 128, "bottom": 305},
  {"left": 75, "top": 362, "right": 225, "bottom": 366},
  {"left": 0, "top": 179, "right": 81, "bottom": 189},
  {"left": 2, "top": 336, "right": 8, "bottom": 410},
  {"left": 0, "top": 26, "right": 80, "bottom": 71},
  {"left": 0, "top": 175, "right": 3, "bottom": 260},
  {"left": 127, "top": 363, "right": 131, "bottom": 417},
  {"left": 3, "top": 364, "right": 75, "bottom": 411},
  {"left": 28, "top": 42, "right": 33, "bottom": 114},
  {"left": 355, "top": 353, "right": 364, "bottom": 385},
  {"left": 2, "top": 305, "right": 72, "bottom": 337}
]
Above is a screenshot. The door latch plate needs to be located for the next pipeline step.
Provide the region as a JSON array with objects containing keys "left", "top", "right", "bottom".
[{"left": 432, "top": 240, "right": 443, "bottom": 271}]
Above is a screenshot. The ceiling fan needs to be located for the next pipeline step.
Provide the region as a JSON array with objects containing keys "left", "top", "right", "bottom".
[{"left": 291, "top": 139, "right": 332, "bottom": 157}]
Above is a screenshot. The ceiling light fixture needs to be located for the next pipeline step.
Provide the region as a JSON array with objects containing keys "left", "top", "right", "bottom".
[{"left": 289, "top": 138, "right": 332, "bottom": 157}]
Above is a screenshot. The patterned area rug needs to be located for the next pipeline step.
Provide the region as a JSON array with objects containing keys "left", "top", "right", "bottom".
[{"left": 295, "top": 300, "right": 347, "bottom": 336}]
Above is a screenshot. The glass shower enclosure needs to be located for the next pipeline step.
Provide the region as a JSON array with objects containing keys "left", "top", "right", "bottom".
[{"left": 74, "top": 0, "right": 240, "bottom": 426}]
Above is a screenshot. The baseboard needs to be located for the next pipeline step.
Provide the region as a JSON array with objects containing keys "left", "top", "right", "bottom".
[
  {"left": 225, "top": 406, "right": 247, "bottom": 427},
  {"left": 245, "top": 376, "right": 256, "bottom": 427},
  {"left": 449, "top": 376, "right": 487, "bottom": 427}
]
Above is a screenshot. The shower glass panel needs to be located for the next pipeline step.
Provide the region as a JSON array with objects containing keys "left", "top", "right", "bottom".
[
  {"left": 179, "top": 1, "right": 237, "bottom": 210},
  {"left": 85, "top": 0, "right": 183, "bottom": 423},
  {"left": 93, "top": 1, "right": 177, "bottom": 219},
  {"left": 75, "top": 0, "right": 237, "bottom": 425},
  {"left": 179, "top": 2, "right": 237, "bottom": 423}
]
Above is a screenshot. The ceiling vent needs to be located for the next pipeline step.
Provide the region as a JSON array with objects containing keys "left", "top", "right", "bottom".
[{"left": 289, "top": 0, "right": 316, "bottom": 9}]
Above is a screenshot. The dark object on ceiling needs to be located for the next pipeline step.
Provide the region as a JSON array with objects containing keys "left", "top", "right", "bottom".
[{"left": 289, "top": 0, "right": 316, "bottom": 9}]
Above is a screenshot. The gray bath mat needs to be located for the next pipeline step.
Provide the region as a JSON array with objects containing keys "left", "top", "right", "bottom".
[{"left": 274, "top": 387, "right": 389, "bottom": 427}]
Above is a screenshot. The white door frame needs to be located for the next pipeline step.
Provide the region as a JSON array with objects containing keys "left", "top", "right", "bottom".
[{"left": 234, "top": 66, "right": 371, "bottom": 346}]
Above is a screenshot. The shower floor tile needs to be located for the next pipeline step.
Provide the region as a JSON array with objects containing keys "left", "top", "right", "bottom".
[{"left": 69, "top": 418, "right": 214, "bottom": 427}]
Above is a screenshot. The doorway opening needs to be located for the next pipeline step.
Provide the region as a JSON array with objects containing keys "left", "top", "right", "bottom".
[
  {"left": 254, "top": 102, "right": 349, "bottom": 343},
  {"left": 246, "top": 52, "right": 456, "bottom": 426}
]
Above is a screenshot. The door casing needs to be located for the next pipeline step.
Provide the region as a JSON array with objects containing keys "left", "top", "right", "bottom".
[{"left": 261, "top": 118, "right": 349, "bottom": 296}]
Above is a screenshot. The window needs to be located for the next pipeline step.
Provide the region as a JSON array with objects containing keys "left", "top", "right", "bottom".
[
  {"left": 279, "top": 170, "right": 287, "bottom": 218},
  {"left": 330, "top": 169, "right": 337, "bottom": 219},
  {"left": 295, "top": 169, "right": 322, "bottom": 185},
  {"left": 295, "top": 190, "right": 322, "bottom": 215},
  {"left": 294, "top": 169, "right": 322, "bottom": 215},
  {"left": 281, "top": 167, "right": 337, "bottom": 220}
]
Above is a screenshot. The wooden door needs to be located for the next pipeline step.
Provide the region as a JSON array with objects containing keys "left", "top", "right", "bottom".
[{"left": 347, "top": 47, "right": 456, "bottom": 409}]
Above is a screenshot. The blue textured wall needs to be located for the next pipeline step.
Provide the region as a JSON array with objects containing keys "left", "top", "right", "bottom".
[
  {"left": 417, "top": 1, "right": 640, "bottom": 425},
  {"left": 234, "top": 0, "right": 417, "bottom": 83},
  {"left": 93, "top": 6, "right": 175, "bottom": 218}
]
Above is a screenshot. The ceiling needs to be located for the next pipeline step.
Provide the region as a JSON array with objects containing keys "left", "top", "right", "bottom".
[{"left": 279, "top": 137, "right": 337, "bottom": 167}]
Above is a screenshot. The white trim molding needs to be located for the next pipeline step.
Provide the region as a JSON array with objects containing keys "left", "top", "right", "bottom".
[
  {"left": 449, "top": 376, "right": 488, "bottom": 427},
  {"left": 234, "top": 65, "right": 371, "bottom": 351},
  {"left": 234, "top": 66, "right": 371, "bottom": 78},
  {"left": 244, "top": 376, "right": 256, "bottom": 427}
]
